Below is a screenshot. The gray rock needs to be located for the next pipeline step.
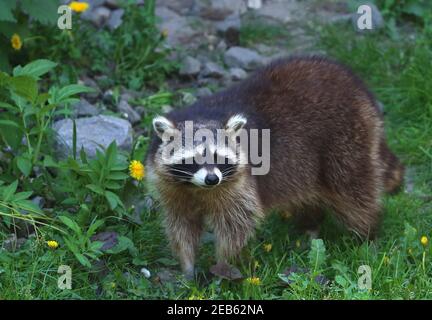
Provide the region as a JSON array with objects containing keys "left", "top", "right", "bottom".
[
  {"left": 89, "top": 6, "right": 111, "bottom": 28},
  {"left": 202, "top": 61, "right": 226, "bottom": 78},
  {"left": 2, "top": 233, "right": 26, "bottom": 252},
  {"left": 224, "top": 46, "right": 263, "bottom": 70},
  {"left": 216, "top": 40, "right": 228, "bottom": 51},
  {"left": 161, "top": 105, "right": 174, "bottom": 114},
  {"left": 352, "top": 3, "right": 384, "bottom": 31},
  {"left": 105, "top": 0, "right": 119, "bottom": 9},
  {"left": 79, "top": 76, "right": 101, "bottom": 101},
  {"left": 256, "top": 0, "right": 304, "bottom": 23},
  {"left": 135, "top": 106, "right": 146, "bottom": 116},
  {"left": 73, "top": 98, "right": 99, "bottom": 117},
  {"left": 157, "top": 0, "right": 195, "bottom": 15},
  {"left": 196, "top": 87, "right": 212, "bottom": 98},
  {"left": 53, "top": 115, "right": 133, "bottom": 159},
  {"left": 229, "top": 67, "right": 247, "bottom": 81},
  {"left": 215, "top": 14, "right": 241, "bottom": 45},
  {"left": 117, "top": 100, "right": 141, "bottom": 124},
  {"left": 107, "top": 8, "right": 124, "bottom": 30},
  {"left": 31, "top": 196, "right": 45, "bottom": 209},
  {"left": 156, "top": 7, "right": 196, "bottom": 46},
  {"left": 179, "top": 56, "right": 202, "bottom": 77},
  {"left": 198, "top": 0, "right": 246, "bottom": 20}
]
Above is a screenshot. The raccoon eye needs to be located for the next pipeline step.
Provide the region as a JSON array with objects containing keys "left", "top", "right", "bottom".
[
  {"left": 167, "top": 158, "right": 200, "bottom": 179},
  {"left": 217, "top": 156, "right": 237, "bottom": 177}
]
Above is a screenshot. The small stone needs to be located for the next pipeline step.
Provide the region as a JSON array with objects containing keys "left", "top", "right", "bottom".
[
  {"left": 31, "top": 196, "right": 45, "bottom": 209},
  {"left": 53, "top": 115, "right": 133, "bottom": 159},
  {"left": 224, "top": 46, "right": 263, "bottom": 70},
  {"left": 229, "top": 67, "right": 247, "bottom": 81},
  {"left": 107, "top": 8, "right": 124, "bottom": 30},
  {"left": 140, "top": 267, "right": 151, "bottom": 278},
  {"left": 215, "top": 14, "right": 241, "bottom": 45},
  {"left": 161, "top": 105, "right": 174, "bottom": 114},
  {"left": 156, "top": 7, "right": 196, "bottom": 46},
  {"left": 247, "top": 0, "right": 262, "bottom": 10},
  {"left": 2, "top": 234, "right": 26, "bottom": 252},
  {"left": 201, "top": 61, "right": 226, "bottom": 78},
  {"left": 117, "top": 100, "right": 141, "bottom": 125},
  {"left": 90, "top": 6, "right": 111, "bottom": 28},
  {"left": 199, "top": 0, "right": 246, "bottom": 21},
  {"left": 196, "top": 87, "right": 212, "bottom": 98},
  {"left": 135, "top": 106, "right": 146, "bottom": 116},
  {"left": 72, "top": 98, "right": 99, "bottom": 117},
  {"left": 105, "top": 0, "right": 119, "bottom": 9},
  {"left": 179, "top": 56, "right": 202, "bottom": 77},
  {"left": 91, "top": 231, "right": 119, "bottom": 251},
  {"left": 79, "top": 76, "right": 101, "bottom": 101},
  {"left": 216, "top": 40, "right": 228, "bottom": 51}
]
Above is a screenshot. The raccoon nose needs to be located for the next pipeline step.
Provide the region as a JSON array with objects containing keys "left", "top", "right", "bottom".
[{"left": 205, "top": 173, "right": 219, "bottom": 186}]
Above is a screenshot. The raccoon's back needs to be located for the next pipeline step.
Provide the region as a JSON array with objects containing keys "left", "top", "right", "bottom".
[{"left": 234, "top": 56, "right": 384, "bottom": 208}]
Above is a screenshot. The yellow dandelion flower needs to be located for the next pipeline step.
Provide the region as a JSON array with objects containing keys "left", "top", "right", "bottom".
[
  {"left": 69, "top": 1, "right": 90, "bottom": 13},
  {"left": 47, "top": 240, "right": 59, "bottom": 249},
  {"left": 11, "top": 33, "right": 22, "bottom": 51},
  {"left": 129, "top": 160, "right": 145, "bottom": 181},
  {"left": 161, "top": 29, "right": 169, "bottom": 38},
  {"left": 263, "top": 243, "right": 272, "bottom": 252},
  {"left": 245, "top": 276, "right": 261, "bottom": 285},
  {"left": 421, "top": 236, "right": 428, "bottom": 247}
]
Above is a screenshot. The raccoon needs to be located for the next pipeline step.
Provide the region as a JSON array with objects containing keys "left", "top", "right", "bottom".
[{"left": 146, "top": 56, "right": 404, "bottom": 278}]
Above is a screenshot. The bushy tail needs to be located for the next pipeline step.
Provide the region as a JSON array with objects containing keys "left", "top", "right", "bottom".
[{"left": 380, "top": 141, "right": 404, "bottom": 194}]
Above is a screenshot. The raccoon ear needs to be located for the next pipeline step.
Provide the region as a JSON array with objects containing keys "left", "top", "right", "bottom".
[
  {"left": 152, "top": 116, "right": 175, "bottom": 140},
  {"left": 225, "top": 114, "right": 247, "bottom": 135}
]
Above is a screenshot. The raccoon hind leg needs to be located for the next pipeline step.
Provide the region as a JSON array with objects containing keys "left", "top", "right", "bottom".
[{"left": 380, "top": 140, "right": 404, "bottom": 194}]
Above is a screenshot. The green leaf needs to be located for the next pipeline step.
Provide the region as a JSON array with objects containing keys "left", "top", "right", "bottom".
[
  {"left": 105, "top": 181, "right": 122, "bottom": 190},
  {"left": 16, "top": 199, "right": 43, "bottom": 214},
  {"left": 0, "top": 101, "right": 18, "bottom": 112},
  {"left": 0, "top": 0, "right": 17, "bottom": 22},
  {"left": 2, "top": 180, "right": 18, "bottom": 201},
  {"left": 308, "top": 239, "right": 327, "bottom": 271},
  {"left": 43, "top": 155, "right": 59, "bottom": 168},
  {"left": 86, "top": 184, "right": 105, "bottom": 196},
  {"left": 54, "top": 84, "right": 94, "bottom": 103},
  {"left": 13, "top": 59, "right": 57, "bottom": 79},
  {"left": 17, "top": 155, "right": 32, "bottom": 177},
  {"left": 72, "top": 119, "right": 77, "bottom": 160},
  {"left": 107, "top": 172, "right": 129, "bottom": 180},
  {"left": 86, "top": 219, "right": 104, "bottom": 238},
  {"left": 59, "top": 215, "right": 82, "bottom": 235},
  {"left": 20, "top": 0, "right": 58, "bottom": 25},
  {"left": 0, "top": 119, "right": 22, "bottom": 130},
  {"left": 9, "top": 75, "right": 38, "bottom": 103},
  {"left": 105, "top": 142, "right": 117, "bottom": 169},
  {"left": 74, "top": 252, "right": 92, "bottom": 268},
  {"left": 105, "top": 191, "right": 120, "bottom": 210},
  {"left": 13, "top": 191, "right": 33, "bottom": 201}
]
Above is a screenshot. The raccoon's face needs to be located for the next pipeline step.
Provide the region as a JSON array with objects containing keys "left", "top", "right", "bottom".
[{"left": 151, "top": 114, "right": 247, "bottom": 188}]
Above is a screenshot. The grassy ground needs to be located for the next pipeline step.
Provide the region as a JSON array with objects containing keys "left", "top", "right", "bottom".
[{"left": 1, "top": 13, "right": 432, "bottom": 300}]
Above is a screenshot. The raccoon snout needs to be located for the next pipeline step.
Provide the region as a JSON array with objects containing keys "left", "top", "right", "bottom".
[{"left": 205, "top": 173, "right": 219, "bottom": 186}]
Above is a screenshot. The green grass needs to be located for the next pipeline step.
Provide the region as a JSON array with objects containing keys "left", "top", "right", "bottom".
[
  {"left": 240, "top": 18, "right": 291, "bottom": 47},
  {"left": 1, "top": 20, "right": 432, "bottom": 300}
]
